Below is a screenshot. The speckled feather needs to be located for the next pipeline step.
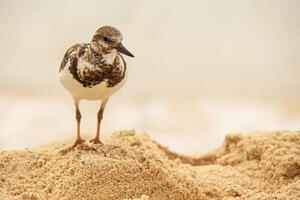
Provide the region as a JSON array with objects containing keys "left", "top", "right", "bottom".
[{"left": 59, "top": 43, "right": 126, "bottom": 88}]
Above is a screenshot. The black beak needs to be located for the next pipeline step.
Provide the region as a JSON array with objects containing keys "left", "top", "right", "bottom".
[{"left": 116, "top": 43, "right": 134, "bottom": 57}]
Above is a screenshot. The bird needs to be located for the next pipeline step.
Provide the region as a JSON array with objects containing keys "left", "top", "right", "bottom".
[{"left": 59, "top": 26, "right": 134, "bottom": 148}]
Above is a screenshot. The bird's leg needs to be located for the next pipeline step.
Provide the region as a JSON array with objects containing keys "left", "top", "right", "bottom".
[
  {"left": 73, "top": 99, "right": 85, "bottom": 147},
  {"left": 90, "top": 98, "right": 109, "bottom": 144}
]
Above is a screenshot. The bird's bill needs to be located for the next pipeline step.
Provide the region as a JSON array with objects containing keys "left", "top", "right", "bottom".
[{"left": 116, "top": 43, "right": 134, "bottom": 57}]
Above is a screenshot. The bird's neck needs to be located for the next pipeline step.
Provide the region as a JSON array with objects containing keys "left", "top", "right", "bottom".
[
  {"left": 102, "top": 50, "right": 118, "bottom": 65},
  {"left": 90, "top": 42, "right": 104, "bottom": 54},
  {"left": 90, "top": 43, "right": 117, "bottom": 65}
]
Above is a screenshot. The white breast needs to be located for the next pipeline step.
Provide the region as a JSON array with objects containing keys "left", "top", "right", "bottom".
[{"left": 59, "top": 55, "right": 127, "bottom": 101}]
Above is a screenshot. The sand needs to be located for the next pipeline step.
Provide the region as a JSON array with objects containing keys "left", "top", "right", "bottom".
[{"left": 0, "top": 130, "right": 299, "bottom": 200}]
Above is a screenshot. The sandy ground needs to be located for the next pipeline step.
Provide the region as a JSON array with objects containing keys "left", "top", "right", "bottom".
[{"left": 0, "top": 130, "right": 299, "bottom": 200}]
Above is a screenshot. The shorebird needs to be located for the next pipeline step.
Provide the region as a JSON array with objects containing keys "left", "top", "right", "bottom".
[{"left": 59, "top": 26, "right": 134, "bottom": 148}]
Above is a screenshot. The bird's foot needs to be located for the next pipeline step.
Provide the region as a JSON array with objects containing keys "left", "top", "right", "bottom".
[
  {"left": 72, "top": 139, "right": 97, "bottom": 151},
  {"left": 89, "top": 138, "right": 103, "bottom": 145},
  {"left": 59, "top": 139, "right": 97, "bottom": 154},
  {"left": 72, "top": 138, "right": 86, "bottom": 148}
]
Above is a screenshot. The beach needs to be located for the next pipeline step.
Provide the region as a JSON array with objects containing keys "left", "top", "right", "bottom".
[{"left": 0, "top": 130, "right": 299, "bottom": 199}]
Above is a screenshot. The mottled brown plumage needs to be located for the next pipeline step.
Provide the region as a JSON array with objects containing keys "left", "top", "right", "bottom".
[{"left": 60, "top": 43, "right": 126, "bottom": 88}]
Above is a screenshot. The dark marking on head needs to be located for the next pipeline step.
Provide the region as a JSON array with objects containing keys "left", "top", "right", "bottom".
[{"left": 91, "top": 26, "right": 123, "bottom": 54}]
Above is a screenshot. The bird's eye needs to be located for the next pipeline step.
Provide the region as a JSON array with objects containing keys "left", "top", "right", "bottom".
[{"left": 102, "top": 37, "right": 109, "bottom": 42}]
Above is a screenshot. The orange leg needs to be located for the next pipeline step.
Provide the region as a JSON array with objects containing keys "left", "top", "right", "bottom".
[
  {"left": 90, "top": 98, "right": 109, "bottom": 144},
  {"left": 72, "top": 99, "right": 85, "bottom": 147}
]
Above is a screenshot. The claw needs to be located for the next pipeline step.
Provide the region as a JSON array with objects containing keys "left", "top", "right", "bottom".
[
  {"left": 22, "top": 193, "right": 39, "bottom": 200},
  {"left": 89, "top": 138, "right": 103, "bottom": 145}
]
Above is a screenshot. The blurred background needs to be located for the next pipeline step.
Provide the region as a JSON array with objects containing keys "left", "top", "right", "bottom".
[{"left": 0, "top": 0, "right": 299, "bottom": 154}]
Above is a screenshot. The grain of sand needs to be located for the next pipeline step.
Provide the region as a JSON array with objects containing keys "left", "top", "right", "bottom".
[{"left": 0, "top": 130, "right": 299, "bottom": 200}]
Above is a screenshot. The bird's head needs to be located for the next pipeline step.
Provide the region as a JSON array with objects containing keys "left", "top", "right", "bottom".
[{"left": 91, "top": 26, "right": 134, "bottom": 57}]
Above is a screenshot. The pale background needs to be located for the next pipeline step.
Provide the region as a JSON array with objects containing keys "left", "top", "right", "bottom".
[{"left": 0, "top": 0, "right": 299, "bottom": 154}]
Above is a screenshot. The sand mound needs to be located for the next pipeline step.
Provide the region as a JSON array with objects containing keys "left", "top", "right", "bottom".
[{"left": 0, "top": 130, "right": 299, "bottom": 200}]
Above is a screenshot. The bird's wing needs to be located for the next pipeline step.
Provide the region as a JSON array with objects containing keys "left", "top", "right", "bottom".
[{"left": 59, "top": 44, "right": 82, "bottom": 72}]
